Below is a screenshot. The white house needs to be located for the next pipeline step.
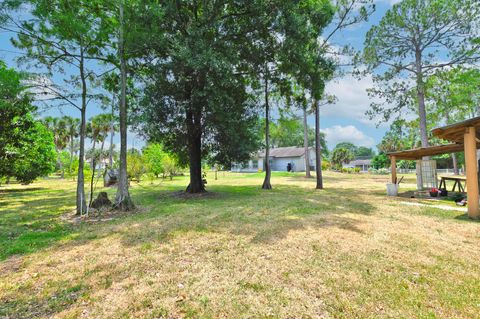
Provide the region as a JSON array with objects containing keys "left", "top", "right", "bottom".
[
  {"left": 342, "top": 159, "right": 372, "bottom": 172},
  {"left": 231, "top": 146, "right": 317, "bottom": 172}
]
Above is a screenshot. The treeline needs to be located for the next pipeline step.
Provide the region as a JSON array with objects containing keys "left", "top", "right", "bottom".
[{"left": 1, "top": 0, "right": 378, "bottom": 213}]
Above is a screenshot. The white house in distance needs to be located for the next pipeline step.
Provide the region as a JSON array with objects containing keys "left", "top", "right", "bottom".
[
  {"left": 342, "top": 158, "right": 372, "bottom": 172},
  {"left": 231, "top": 146, "right": 317, "bottom": 172}
]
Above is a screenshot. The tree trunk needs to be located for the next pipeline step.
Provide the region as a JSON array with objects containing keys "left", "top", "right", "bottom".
[
  {"left": 109, "top": 98, "right": 115, "bottom": 168},
  {"left": 415, "top": 49, "right": 429, "bottom": 149},
  {"left": 445, "top": 112, "right": 459, "bottom": 176},
  {"left": 90, "top": 139, "right": 97, "bottom": 169},
  {"left": 303, "top": 106, "right": 311, "bottom": 178},
  {"left": 186, "top": 108, "right": 205, "bottom": 193},
  {"left": 69, "top": 136, "right": 75, "bottom": 177},
  {"left": 76, "top": 53, "right": 87, "bottom": 215},
  {"left": 452, "top": 153, "right": 459, "bottom": 175},
  {"left": 262, "top": 75, "right": 272, "bottom": 190},
  {"left": 89, "top": 157, "right": 96, "bottom": 208},
  {"left": 314, "top": 98, "right": 323, "bottom": 189},
  {"left": 89, "top": 139, "right": 105, "bottom": 208},
  {"left": 56, "top": 147, "right": 64, "bottom": 179},
  {"left": 415, "top": 48, "right": 427, "bottom": 189},
  {"left": 115, "top": 2, "right": 134, "bottom": 211}
]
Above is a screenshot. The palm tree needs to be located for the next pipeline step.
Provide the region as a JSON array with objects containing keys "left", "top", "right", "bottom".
[
  {"left": 63, "top": 116, "right": 80, "bottom": 174},
  {"left": 87, "top": 114, "right": 114, "bottom": 207},
  {"left": 42, "top": 116, "right": 69, "bottom": 178}
]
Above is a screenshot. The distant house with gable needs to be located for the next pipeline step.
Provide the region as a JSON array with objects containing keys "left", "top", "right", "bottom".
[
  {"left": 231, "top": 146, "right": 317, "bottom": 172},
  {"left": 342, "top": 158, "right": 372, "bottom": 172}
]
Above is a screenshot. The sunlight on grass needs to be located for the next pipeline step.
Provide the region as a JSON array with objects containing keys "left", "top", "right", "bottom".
[{"left": 1, "top": 172, "right": 479, "bottom": 318}]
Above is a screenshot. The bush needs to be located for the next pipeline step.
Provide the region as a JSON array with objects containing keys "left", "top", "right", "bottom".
[
  {"left": 127, "top": 152, "right": 146, "bottom": 182},
  {"left": 321, "top": 160, "right": 331, "bottom": 170},
  {"left": 368, "top": 167, "right": 390, "bottom": 175}
]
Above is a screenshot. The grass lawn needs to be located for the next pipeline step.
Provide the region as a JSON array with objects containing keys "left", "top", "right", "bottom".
[{"left": 1, "top": 171, "right": 479, "bottom": 318}]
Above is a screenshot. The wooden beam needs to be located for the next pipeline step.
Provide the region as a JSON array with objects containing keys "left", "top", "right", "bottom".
[
  {"left": 391, "top": 156, "right": 397, "bottom": 184},
  {"left": 464, "top": 126, "right": 479, "bottom": 219}
]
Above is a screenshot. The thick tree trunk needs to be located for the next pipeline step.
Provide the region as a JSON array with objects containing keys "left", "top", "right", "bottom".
[
  {"left": 314, "top": 98, "right": 323, "bottom": 189},
  {"left": 303, "top": 106, "right": 311, "bottom": 178},
  {"left": 415, "top": 49, "right": 427, "bottom": 189},
  {"left": 415, "top": 50, "right": 429, "bottom": 149},
  {"left": 262, "top": 76, "right": 272, "bottom": 190},
  {"left": 186, "top": 118, "right": 205, "bottom": 193},
  {"left": 115, "top": 3, "right": 134, "bottom": 211},
  {"left": 185, "top": 98, "right": 205, "bottom": 193},
  {"left": 76, "top": 54, "right": 87, "bottom": 215}
]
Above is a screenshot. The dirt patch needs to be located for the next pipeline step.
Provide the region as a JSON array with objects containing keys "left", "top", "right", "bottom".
[{"left": 0, "top": 255, "right": 24, "bottom": 274}]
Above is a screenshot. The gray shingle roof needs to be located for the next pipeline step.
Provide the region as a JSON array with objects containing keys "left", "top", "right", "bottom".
[
  {"left": 258, "top": 146, "right": 309, "bottom": 158},
  {"left": 349, "top": 159, "right": 372, "bottom": 165}
]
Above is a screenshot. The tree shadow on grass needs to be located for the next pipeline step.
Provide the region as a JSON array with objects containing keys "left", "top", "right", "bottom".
[
  {"left": 0, "top": 181, "right": 374, "bottom": 317},
  {"left": 0, "top": 188, "right": 76, "bottom": 261},
  {"left": 0, "top": 180, "right": 375, "bottom": 262},
  {"left": 116, "top": 184, "right": 375, "bottom": 247},
  {"left": 454, "top": 213, "right": 480, "bottom": 223},
  {"left": 0, "top": 187, "right": 46, "bottom": 194}
]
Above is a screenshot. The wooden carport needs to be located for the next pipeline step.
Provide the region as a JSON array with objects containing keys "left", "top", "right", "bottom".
[{"left": 388, "top": 117, "right": 480, "bottom": 219}]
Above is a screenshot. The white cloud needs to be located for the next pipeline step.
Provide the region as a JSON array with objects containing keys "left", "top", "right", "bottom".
[
  {"left": 321, "top": 125, "right": 375, "bottom": 149},
  {"left": 323, "top": 75, "right": 379, "bottom": 126}
]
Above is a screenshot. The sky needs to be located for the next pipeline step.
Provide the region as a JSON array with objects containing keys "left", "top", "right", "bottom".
[{"left": 0, "top": 0, "right": 400, "bottom": 152}]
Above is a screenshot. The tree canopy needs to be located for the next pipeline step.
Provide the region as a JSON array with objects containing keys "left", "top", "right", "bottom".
[
  {"left": 363, "top": 0, "right": 480, "bottom": 148},
  {"left": 0, "top": 61, "right": 56, "bottom": 184}
]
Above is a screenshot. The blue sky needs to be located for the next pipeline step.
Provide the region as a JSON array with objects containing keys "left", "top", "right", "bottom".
[{"left": 0, "top": 0, "right": 399, "bottom": 151}]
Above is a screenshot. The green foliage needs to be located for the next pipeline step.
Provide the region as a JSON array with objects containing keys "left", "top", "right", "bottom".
[
  {"left": 371, "top": 153, "right": 390, "bottom": 169},
  {"left": 70, "top": 158, "right": 91, "bottom": 180},
  {"left": 330, "top": 147, "right": 354, "bottom": 169},
  {"left": 426, "top": 67, "right": 480, "bottom": 124},
  {"left": 356, "top": 146, "right": 375, "bottom": 158},
  {"left": 321, "top": 160, "right": 331, "bottom": 171},
  {"left": 7, "top": 121, "right": 57, "bottom": 184},
  {"left": 334, "top": 142, "right": 357, "bottom": 155},
  {"left": 261, "top": 114, "right": 328, "bottom": 156},
  {"left": 333, "top": 142, "right": 374, "bottom": 158},
  {"left": 127, "top": 151, "right": 145, "bottom": 182},
  {"left": 377, "top": 119, "right": 419, "bottom": 153},
  {"left": 162, "top": 154, "right": 182, "bottom": 181},
  {"left": 368, "top": 167, "right": 390, "bottom": 175},
  {"left": 143, "top": 143, "right": 165, "bottom": 178},
  {"left": 341, "top": 167, "right": 360, "bottom": 174},
  {"left": 0, "top": 61, "right": 56, "bottom": 184},
  {"left": 398, "top": 160, "right": 415, "bottom": 169},
  {"left": 363, "top": 0, "right": 480, "bottom": 146}
]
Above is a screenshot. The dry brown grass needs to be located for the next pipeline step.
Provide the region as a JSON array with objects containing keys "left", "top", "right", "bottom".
[{"left": 1, "top": 172, "right": 479, "bottom": 318}]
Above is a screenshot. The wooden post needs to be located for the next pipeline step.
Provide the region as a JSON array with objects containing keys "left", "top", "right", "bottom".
[
  {"left": 391, "top": 156, "right": 397, "bottom": 184},
  {"left": 464, "top": 126, "right": 479, "bottom": 219}
]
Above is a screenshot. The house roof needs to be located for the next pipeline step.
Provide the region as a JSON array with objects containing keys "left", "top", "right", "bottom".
[
  {"left": 349, "top": 159, "right": 372, "bottom": 165},
  {"left": 258, "top": 146, "right": 309, "bottom": 158}
]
